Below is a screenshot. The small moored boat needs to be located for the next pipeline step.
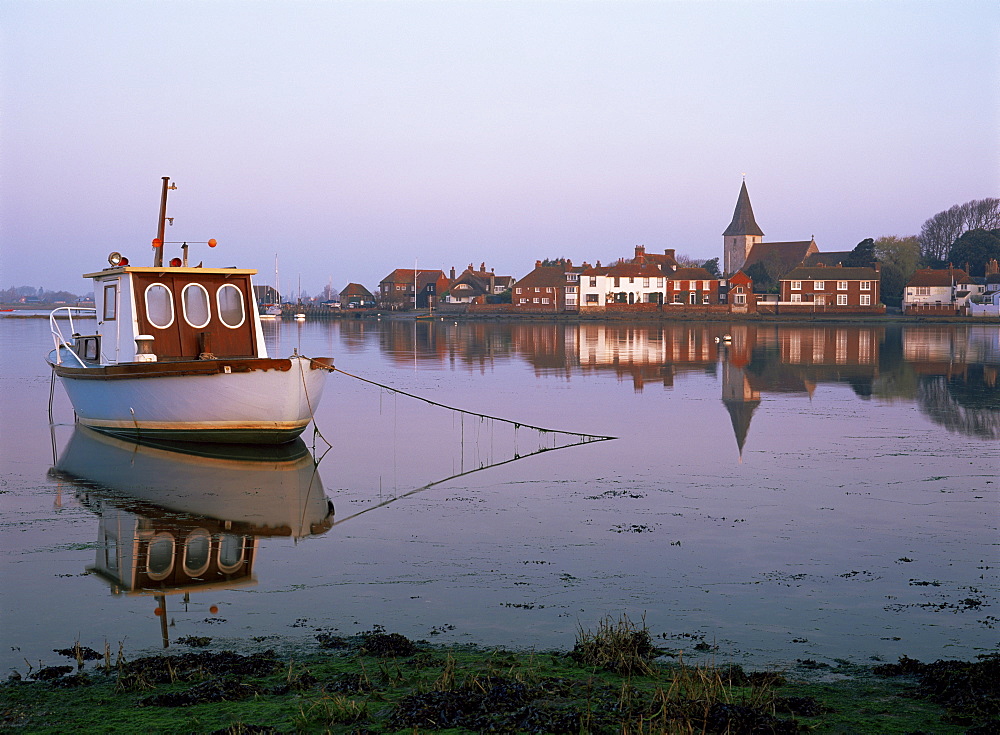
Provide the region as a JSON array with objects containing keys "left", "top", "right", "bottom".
[{"left": 46, "top": 177, "right": 334, "bottom": 444}]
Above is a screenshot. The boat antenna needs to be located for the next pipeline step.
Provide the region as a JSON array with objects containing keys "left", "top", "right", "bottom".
[{"left": 153, "top": 177, "right": 176, "bottom": 267}]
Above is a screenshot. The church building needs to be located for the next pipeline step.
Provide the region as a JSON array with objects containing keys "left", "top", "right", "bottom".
[{"left": 722, "top": 181, "right": 821, "bottom": 276}]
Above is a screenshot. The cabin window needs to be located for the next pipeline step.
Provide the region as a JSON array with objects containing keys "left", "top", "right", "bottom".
[
  {"left": 144, "top": 283, "right": 175, "bottom": 328},
  {"left": 860, "top": 294, "right": 871, "bottom": 306},
  {"left": 146, "top": 533, "right": 175, "bottom": 580},
  {"left": 837, "top": 294, "right": 848, "bottom": 305},
  {"left": 217, "top": 284, "right": 245, "bottom": 328},
  {"left": 103, "top": 284, "right": 117, "bottom": 320},
  {"left": 182, "top": 284, "right": 211, "bottom": 328},
  {"left": 218, "top": 534, "right": 246, "bottom": 572},
  {"left": 183, "top": 529, "right": 212, "bottom": 577}
]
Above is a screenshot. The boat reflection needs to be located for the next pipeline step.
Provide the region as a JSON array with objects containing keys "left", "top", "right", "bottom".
[{"left": 50, "top": 427, "right": 333, "bottom": 646}]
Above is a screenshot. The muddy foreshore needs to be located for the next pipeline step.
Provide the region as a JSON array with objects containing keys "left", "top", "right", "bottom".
[{"left": 3, "top": 621, "right": 996, "bottom": 733}]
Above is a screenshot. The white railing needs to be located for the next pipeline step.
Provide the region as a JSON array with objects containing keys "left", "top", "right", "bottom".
[{"left": 49, "top": 307, "right": 97, "bottom": 367}]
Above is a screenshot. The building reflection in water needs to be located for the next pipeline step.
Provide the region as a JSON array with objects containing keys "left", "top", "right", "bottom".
[
  {"left": 359, "top": 320, "right": 1000, "bottom": 447},
  {"left": 50, "top": 427, "right": 334, "bottom": 648}
]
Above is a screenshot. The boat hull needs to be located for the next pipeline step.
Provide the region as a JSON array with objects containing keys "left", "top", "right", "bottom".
[{"left": 49, "top": 354, "right": 332, "bottom": 444}]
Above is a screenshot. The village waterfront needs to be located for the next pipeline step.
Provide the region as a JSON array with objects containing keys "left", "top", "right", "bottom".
[{"left": 0, "top": 315, "right": 997, "bottom": 679}]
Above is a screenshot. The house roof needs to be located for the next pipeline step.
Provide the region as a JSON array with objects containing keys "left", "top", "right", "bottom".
[
  {"left": 605, "top": 261, "right": 665, "bottom": 277},
  {"left": 514, "top": 266, "right": 574, "bottom": 288},
  {"left": 781, "top": 266, "right": 880, "bottom": 281},
  {"left": 905, "top": 268, "right": 974, "bottom": 287},
  {"left": 803, "top": 251, "right": 853, "bottom": 267},
  {"left": 728, "top": 270, "right": 753, "bottom": 286},
  {"left": 634, "top": 248, "right": 679, "bottom": 270},
  {"left": 743, "top": 240, "right": 818, "bottom": 275},
  {"left": 670, "top": 267, "right": 715, "bottom": 281},
  {"left": 341, "top": 282, "right": 373, "bottom": 297},
  {"left": 380, "top": 268, "right": 446, "bottom": 285},
  {"left": 723, "top": 181, "right": 764, "bottom": 237},
  {"left": 444, "top": 268, "right": 515, "bottom": 296}
]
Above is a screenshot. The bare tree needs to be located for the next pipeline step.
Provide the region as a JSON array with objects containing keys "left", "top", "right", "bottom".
[
  {"left": 961, "top": 198, "right": 1000, "bottom": 230},
  {"left": 919, "top": 198, "right": 1000, "bottom": 262}
]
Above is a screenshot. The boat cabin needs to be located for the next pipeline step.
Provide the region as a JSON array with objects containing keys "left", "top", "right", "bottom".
[{"left": 83, "top": 266, "right": 268, "bottom": 364}]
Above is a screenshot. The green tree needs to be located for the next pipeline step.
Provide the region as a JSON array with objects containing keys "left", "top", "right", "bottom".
[
  {"left": 744, "top": 252, "right": 784, "bottom": 293},
  {"left": 702, "top": 257, "right": 721, "bottom": 277},
  {"left": 844, "top": 238, "right": 876, "bottom": 267},
  {"left": 873, "top": 235, "right": 921, "bottom": 306},
  {"left": 947, "top": 228, "right": 1000, "bottom": 276}
]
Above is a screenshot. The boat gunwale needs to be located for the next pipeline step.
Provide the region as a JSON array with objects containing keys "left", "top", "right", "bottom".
[{"left": 48, "top": 354, "right": 333, "bottom": 380}]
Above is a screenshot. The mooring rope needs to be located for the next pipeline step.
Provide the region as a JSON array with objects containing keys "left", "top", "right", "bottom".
[
  {"left": 295, "top": 352, "right": 334, "bottom": 450},
  {"left": 321, "top": 361, "right": 616, "bottom": 442},
  {"left": 329, "top": 433, "right": 613, "bottom": 527}
]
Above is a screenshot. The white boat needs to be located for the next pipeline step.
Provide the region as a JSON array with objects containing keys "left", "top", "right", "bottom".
[
  {"left": 46, "top": 177, "right": 334, "bottom": 444},
  {"left": 259, "top": 304, "right": 281, "bottom": 320}
]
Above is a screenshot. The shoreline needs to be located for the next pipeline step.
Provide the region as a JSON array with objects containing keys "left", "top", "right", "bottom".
[
  {"left": 3, "top": 624, "right": 996, "bottom": 733},
  {"left": 7, "top": 303, "right": 999, "bottom": 326}
]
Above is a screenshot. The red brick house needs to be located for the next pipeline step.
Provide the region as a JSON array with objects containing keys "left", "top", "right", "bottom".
[
  {"left": 340, "top": 282, "right": 375, "bottom": 309},
  {"left": 665, "top": 267, "right": 723, "bottom": 305},
  {"left": 512, "top": 260, "right": 583, "bottom": 312},
  {"left": 378, "top": 269, "right": 450, "bottom": 309},
  {"left": 724, "top": 270, "right": 756, "bottom": 312},
  {"left": 778, "top": 265, "right": 883, "bottom": 313}
]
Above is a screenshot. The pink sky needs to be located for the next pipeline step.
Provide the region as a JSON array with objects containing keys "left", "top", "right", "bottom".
[{"left": 3, "top": 0, "right": 998, "bottom": 294}]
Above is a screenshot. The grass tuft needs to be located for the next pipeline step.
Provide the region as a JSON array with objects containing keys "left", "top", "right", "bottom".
[{"left": 570, "top": 613, "right": 660, "bottom": 676}]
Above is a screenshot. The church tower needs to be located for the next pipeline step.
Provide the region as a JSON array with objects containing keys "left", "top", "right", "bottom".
[{"left": 723, "top": 180, "right": 764, "bottom": 275}]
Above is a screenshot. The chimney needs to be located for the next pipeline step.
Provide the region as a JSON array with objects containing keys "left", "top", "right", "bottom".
[
  {"left": 664, "top": 248, "right": 675, "bottom": 259},
  {"left": 535, "top": 260, "right": 542, "bottom": 268},
  {"left": 450, "top": 266, "right": 456, "bottom": 280},
  {"left": 596, "top": 260, "right": 601, "bottom": 268},
  {"left": 635, "top": 245, "right": 645, "bottom": 262},
  {"left": 480, "top": 262, "right": 485, "bottom": 271},
  {"left": 567, "top": 259, "right": 572, "bottom": 268}
]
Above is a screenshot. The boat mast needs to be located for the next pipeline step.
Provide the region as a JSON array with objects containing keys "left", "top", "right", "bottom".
[{"left": 153, "top": 176, "right": 176, "bottom": 267}]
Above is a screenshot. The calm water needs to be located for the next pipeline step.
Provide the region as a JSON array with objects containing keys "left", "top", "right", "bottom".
[{"left": 1, "top": 316, "right": 997, "bottom": 674}]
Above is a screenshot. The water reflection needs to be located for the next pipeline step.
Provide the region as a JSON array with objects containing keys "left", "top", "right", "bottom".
[
  {"left": 50, "top": 427, "right": 333, "bottom": 647},
  {"left": 345, "top": 320, "right": 1000, "bottom": 441}
]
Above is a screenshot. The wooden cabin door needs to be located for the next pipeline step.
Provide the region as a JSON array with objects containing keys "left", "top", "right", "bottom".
[{"left": 133, "top": 273, "right": 257, "bottom": 359}]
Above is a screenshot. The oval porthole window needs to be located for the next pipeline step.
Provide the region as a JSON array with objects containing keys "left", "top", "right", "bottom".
[
  {"left": 183, "top": 529, "right": 212, "bottom": 577},
  {"left": 144, "top": 284, "right": 174, "bottom": 328},
  {"left": 146, "top": 533, "right": 175, "bottom": 580},
  {"left": 218, "top": 534, "right": 246, "bottom": 572},
  {"left": 217, "top": 284, "right": 245, "bottom": 328},
  {"left": 182, "top": 283, "right": 211, "bottom": 328}
]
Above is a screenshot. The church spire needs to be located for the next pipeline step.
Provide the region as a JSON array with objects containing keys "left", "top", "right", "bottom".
[{"left": 723, "top": 180, "right": 764, "bottom": 237}]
